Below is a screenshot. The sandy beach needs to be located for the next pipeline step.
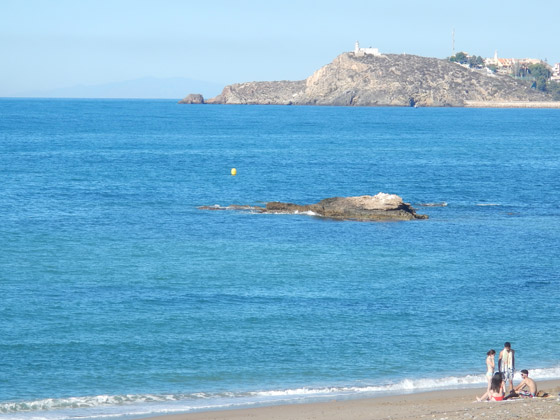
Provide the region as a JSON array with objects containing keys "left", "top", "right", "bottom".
[
  {"left": 142, "top": 380, "right": 560, "bottom": 420},
  {"left": 464, "top": 101, "right": 560, "bottom": 108}
]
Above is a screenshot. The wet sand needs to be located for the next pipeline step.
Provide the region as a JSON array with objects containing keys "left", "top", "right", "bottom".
[{"left": 141, "top": 379, "right": 560, "bottom": 420}]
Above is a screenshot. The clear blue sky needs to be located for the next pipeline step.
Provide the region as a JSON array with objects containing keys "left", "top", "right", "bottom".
[{"left": 1, "top": 0, "right": 558, "bottom": 97}]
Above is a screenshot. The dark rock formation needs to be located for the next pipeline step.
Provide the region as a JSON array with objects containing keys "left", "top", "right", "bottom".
[
  {"left": 181, "top": 52, "right": 555, "bottom": 107},
  {"left": 178, "top": 93, "right": 205, "bottom": 104},
  {"left": 199, "top": 193, "right": 428, "bottom": 221}
]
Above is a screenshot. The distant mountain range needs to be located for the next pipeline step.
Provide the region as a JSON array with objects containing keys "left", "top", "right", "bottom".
[{"left": 14, "top": 77, "right": 224, "bottom": 99}]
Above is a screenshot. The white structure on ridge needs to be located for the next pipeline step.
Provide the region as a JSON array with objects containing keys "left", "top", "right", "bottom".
[
  {"left": 354, "top": 41, "right": 380, "bottom": 57},
  {"left": 552, "top": 63, "right": 560, "bottom": 81}
]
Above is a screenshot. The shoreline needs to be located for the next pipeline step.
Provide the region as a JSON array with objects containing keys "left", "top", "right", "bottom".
[
  {"left": 140, "top": 380, "right": 560, "bottom": 420},
  {"left": 464, "top": 100, "right": 560, "bottom": 108}
]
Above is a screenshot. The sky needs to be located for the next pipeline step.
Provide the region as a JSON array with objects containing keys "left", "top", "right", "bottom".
[{"left": 1, "top": 0, "right": 559, "bottom": 98}]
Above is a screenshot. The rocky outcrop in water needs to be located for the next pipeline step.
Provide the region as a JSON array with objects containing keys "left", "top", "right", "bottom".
[
  {"left": 178, "top": 93, "right": 205, "bottom": 104},
  {"left": 199, "top": 193, "right": 428, "bottom": 221},
  {"left": 181, "top": 52, "right": 554, "bottom": 107}
]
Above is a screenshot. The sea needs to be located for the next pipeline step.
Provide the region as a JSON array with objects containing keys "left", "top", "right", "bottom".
[{"left": 1, "top": 98, "right": 559, "bottom": 420}]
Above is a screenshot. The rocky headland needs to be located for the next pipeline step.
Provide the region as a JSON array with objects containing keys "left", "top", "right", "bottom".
[
  {"left": 180, "top": 52, "right": 558, "bottom": 107},
  {"left": 199, "top": 193, "right": 427, "bottom": 221}
]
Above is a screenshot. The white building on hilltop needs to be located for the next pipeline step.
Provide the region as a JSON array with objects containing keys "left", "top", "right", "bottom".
[
  {"left": 354, "top": 41, "right": 381, "bottom": 57},
  {"left": 552, "top": 63, "right": 560, "bottom": 81},
  {"left": 486, "top": 50, "right": 547, "bottom": 75}
]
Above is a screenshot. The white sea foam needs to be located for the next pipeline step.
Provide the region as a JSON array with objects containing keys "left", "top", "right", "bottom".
[
  {"left": 294, "top": 210, "right": 319, "bottom": 216},
  {"left": 3, "top": 366, "right": 559, "bottom": 420},
  {"left": 251, "top": 373, "right": 490, "bottom": 398},
  {"left": 417, "top": 202, "right": 448, "bottom": 207}
]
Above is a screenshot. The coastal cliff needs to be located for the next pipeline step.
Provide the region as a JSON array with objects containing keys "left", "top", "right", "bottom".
[{"left": 182, "top": 52, "right": 555, "bottom": 107}]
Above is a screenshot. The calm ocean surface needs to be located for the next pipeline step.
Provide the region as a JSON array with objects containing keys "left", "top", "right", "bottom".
[{"left": 1, "top": 99, "right": 559, "bottom": 419}]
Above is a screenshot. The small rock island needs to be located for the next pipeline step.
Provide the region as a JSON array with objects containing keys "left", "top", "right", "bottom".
[{"left": 199, "top": 193, "right": 428, "bottom": 221}]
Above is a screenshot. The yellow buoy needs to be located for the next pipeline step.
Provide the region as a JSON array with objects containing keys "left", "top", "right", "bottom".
[{"left": 231, "top": 168, "right": 237, "bottom": 176}]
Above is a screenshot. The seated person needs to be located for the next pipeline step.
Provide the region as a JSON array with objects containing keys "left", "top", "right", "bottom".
[
  {"left": 513, "top": 369, "right": 537, "bottom": 397},
  {"left": 477, "top": 372, "right": 505, "bottom": 401}
]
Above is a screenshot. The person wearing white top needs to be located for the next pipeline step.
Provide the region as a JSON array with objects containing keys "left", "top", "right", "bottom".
[{"left": 498, "top": 342, "right": 515, "bottom": 392}]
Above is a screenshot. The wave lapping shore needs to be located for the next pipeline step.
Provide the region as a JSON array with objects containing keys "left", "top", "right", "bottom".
[
  {"left": 144, "top": 382, "right": 560, "bottom": 420},
  {"left": 3, "top": 368, "right": 560, "bottom": 420}
]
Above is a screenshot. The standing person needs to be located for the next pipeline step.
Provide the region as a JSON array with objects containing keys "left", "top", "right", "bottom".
[
  {"left": 485, "top": 349, "right": 496, "bottom": 388},
  {"left": 498, "top": 342, "right": 515, "bottom": 392}
]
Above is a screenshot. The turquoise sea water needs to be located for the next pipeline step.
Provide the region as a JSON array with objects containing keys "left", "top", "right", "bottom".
[{"left": 1, "top": 99, "right": 559, "bottom": 419}]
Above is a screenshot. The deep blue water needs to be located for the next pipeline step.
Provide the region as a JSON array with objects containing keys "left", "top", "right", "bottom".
[{"left": 1, "top": 99, "right": 559, "bottom": 419}]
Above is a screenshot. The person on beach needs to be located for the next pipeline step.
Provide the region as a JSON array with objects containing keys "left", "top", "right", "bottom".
[
  {"left": 498, "top": 342, "right": 515, "bottom": 392},
  {"left": 485, "top": 349, "right": 496, "bottom": 388},
  {"left": 513, "top": 369, "right": 537, "bottom": 397},
  {"left": 477, "top": 372, "right": 505, "bottom": 401}
]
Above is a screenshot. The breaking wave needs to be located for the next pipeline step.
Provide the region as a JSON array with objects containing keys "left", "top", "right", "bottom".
[{"left": 3, "top": 366, "right": 559, "bottom": 420}]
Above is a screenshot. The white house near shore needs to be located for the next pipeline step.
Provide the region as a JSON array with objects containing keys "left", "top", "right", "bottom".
[{"left": 354, "top": 41, "right": 381, "bottom": 57}]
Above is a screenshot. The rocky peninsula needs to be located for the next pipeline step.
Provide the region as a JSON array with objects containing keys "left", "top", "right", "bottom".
[
  {"left": 179, "top": 52, "right": 558, "bottom": 107},
  {"left": 199, "top": 193, "right": 427, "bottom": 221}
]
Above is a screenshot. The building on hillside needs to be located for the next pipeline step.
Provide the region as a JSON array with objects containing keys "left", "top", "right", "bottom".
[
  {"left": 552, "top": 63, "right": 560, "bottom": 81},
  {"left": 354, "top": 41, "right": 381, "bottom": 57},
  {"left": 485, "top": 51, "right": 548, "bottom": 76}
]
